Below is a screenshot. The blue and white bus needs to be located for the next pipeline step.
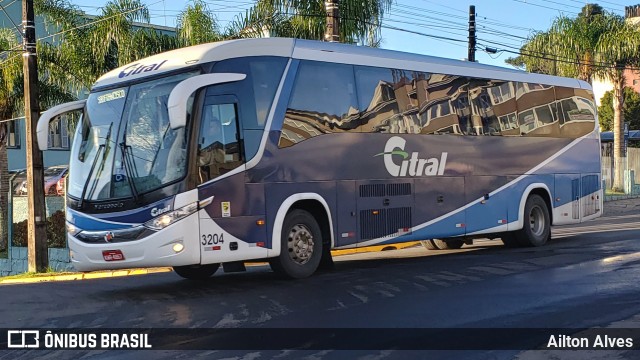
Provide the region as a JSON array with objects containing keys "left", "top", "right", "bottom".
[{"left": 37, "top": 38, "right": 602, "bottom": 279}]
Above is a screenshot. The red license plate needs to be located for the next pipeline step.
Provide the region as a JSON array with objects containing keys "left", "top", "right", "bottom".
[{"left": 103, "top": 250, "right": 125, "bottom": 261}]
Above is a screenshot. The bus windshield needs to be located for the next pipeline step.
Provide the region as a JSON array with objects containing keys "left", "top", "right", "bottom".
[{"left": 67, "top": 71, "right": 198, "bottom": 201}]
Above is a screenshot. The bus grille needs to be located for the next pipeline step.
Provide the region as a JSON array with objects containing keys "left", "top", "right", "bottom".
[
  {"left": 359, "top": 183, "right": 411, "bottom": 197},
  {"left": 360, "top": 207, "right": 412, "bottom": 240}
]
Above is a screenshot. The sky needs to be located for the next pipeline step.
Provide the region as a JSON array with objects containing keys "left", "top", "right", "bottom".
[{"left": 55, "top": 0, "right": 632, "bottom": 68}]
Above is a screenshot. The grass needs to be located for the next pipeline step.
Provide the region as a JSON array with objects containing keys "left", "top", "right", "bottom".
[
  {"left": 0, "top": 248, "right": 7, "bottom": 259},
  {"left": 605, "top": 189, "right": 627, "bottom": 196}
]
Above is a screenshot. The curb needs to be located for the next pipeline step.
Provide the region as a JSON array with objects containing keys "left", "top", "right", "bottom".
[
  {"left": 0, "top": 267, "right": 172, "bottom": 285},
  {"left": 332, "top": 241, "right": 421, "bottom": 256},
  {"left": 604, "top": 194, "right": 640, "bottom": 202}
]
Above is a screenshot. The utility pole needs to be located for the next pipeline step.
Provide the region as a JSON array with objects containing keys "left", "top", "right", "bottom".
[
  {"left": 23, "top": 0, "right": 48, "bottom": 272},
  {"left": 468, "top": 5, "right": 476, "bottom": 62},
  {"left": 324, "top": 0, "right": 339, "bottom": 42}
]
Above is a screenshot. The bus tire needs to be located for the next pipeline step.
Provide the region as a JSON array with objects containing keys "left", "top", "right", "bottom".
[
  {"left": 173, "top": 263, "right": 220, "bottom": 280},
  {"left": 433, "top": 238, "right": 464, "bottom": 250},
  {"left": 420, "top": 240, "right": 438, "bottom": 250},
  {"left": 270, "top": 209, "right": 322, "bottom": 279},
  {"left": 513, "top": 194, "right": 550, "bottom": 247}
]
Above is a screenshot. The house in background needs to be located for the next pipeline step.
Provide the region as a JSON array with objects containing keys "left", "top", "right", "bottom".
[
  {"left": 5, "top": 115, "right": 74, "bottom": 170},
  {"left": 0, "top": 0, "right": 175, "bottom": 171}
]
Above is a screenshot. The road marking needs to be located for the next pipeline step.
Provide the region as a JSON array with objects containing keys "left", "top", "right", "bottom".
[
  {"left": 414, "top": 275, "right": 452, "bottom": 287},
  {"left": 467, "top": 266, "right": 514, "bottom": 275},
  {"left": 348, "top": 291, "right": 368, "bottom": 303}
]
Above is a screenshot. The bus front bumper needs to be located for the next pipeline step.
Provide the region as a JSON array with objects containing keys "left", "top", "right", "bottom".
[{"left": 67, "top": 214, "right": 200, "bottom": 272}]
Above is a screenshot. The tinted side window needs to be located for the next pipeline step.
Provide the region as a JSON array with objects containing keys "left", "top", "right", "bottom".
[
  {"left": 355, "top": 66, "right": 400, "bottom": 133},
  {"left": 211, "top": 56, "right": 288, "bottom": 130},
  {"left": 355, "top": 66, "right": 427, "bottom": 133},
  {"left": 516, "top": 82, "right": 558, "bottom": 136},
  {"left": 468, "top": 79, "right": 501, "bottom": 135},
  {"left": 555, "top": 87, "right": 596, "bottom": 138},
  {"left": 197, "top": 102, "right": 242, "bottom": 184},
  {"left": 420, "top": 74, "right": 469, "bottom": 135},
  {"left": 487, "top": 81, "right": 518, "bottom": 135},
  {"left": 279, "top": 61, "right": 358, "bottom": 148}
]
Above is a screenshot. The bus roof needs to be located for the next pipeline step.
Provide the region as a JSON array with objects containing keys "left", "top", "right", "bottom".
[{"left": 93, "top": 38, "right": 590, "bottom": 91}]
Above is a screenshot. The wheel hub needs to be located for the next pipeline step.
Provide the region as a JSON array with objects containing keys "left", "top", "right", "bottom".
[
  {"left": 287, "top": 224, "right": 314, "bottom": 265},
  {"left": 529, "top": 205, "right": 545, "bottom": 237}
]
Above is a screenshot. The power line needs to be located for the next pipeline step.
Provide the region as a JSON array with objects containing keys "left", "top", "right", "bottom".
[
  {"left": 536, "top": 0, "right": 583, "bottom": 12},
  {"left": 476, "top": 36, "right": 640, "bottom": 72},
  {"left": 563, "top": 0, "right": 623, "bottom": 13},
  {"left": 510, "top": 0, "right": 573, "bottom": 14},
  {"left": 0, "top": 2, "right": 22, "bottom": 38},
  {"left": 509, "top": 0, "right": 623, "bottom": 15},
  {"left": 0, "top": 115, "right": 25, "bottom": 124}
]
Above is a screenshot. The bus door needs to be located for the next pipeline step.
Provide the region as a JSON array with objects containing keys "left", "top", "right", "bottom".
[
  {"left": 196, "top": 94, "right": 255, "bottom": 264},
  {"left": 554, "top": 174, "right": 581, "bottom": 225}
]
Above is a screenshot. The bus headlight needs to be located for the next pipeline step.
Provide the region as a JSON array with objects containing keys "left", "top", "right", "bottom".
[
  {"left": 144, "top": 202, "right": 198, "bottom": 230},
  {"left": 66, "top": 222, "right": 82, "bottom": 236}
]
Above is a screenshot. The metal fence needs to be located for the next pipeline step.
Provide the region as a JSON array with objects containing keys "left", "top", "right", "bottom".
[{"left": 601, "top": 147, "right": 640, "bottom": 193}]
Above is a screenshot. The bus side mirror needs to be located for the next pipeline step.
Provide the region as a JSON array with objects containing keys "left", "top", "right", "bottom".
[
  {"left": 36, "top": 100, "right": 86, "bottom": 151},
  {"left": 167, "top": 73, "right": 246, "bottom": 129}
]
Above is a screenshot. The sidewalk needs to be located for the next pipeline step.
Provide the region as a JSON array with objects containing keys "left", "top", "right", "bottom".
[
  {"left": 0, "top": 267, "right": 171, "bottom": 285},
  {"left": 603, "top": 196, "right": 640, "bottom": 217}
]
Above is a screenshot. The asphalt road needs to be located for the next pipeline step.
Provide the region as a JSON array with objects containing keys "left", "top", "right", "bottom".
[{"left": 1, "top": 200, "right": 640, "bottom": 359}]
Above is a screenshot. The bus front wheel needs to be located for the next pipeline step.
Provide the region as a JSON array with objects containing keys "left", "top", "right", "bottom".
[
  {"left": 270, "top": 209, "right": 322, "bottom": 279},
  {"left": 173, "top": 263, "right": 220, "bottom": 280}
]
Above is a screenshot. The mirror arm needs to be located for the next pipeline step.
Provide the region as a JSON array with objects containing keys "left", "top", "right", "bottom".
[
  {"left": 167, "top": 73, "right": 246, "bottom": 129},
  {"left": 36, "top": 100, "right": 86, "bottom": 150}
]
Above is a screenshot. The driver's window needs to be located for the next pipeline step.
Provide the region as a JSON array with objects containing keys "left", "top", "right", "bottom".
[{"left": 198, "top": 102, "right": 242, "bottom": 183}]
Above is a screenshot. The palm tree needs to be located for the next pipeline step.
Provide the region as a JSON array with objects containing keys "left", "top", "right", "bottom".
[
  {"left": 512, "top": 5, "right": 640, "bottom": 191},
  {"left": 595, "top": 19, "right": 640, "bottom": 192},
  {"left": 176, "top": 0, "right": 222, "bottom": 46},
  {"left": 0, "top": 28, "right": 23, "bottom": 253},
  {"left": 227, "top": 0, "right": 393, "bottom": 46},
  {"left": 0, "top": 0, "right": 170, "bottom": 253}
]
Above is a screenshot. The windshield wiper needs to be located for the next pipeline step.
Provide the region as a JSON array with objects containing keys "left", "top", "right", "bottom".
[
  {"left": 78, "top": 125, "right": 112, "bottom": 209},
  {"left": 119, "top": 141, "right": 140, "bottom": 203}
]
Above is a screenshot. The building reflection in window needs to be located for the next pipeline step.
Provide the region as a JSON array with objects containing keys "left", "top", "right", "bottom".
[{"left": 277, "top": 60, "right": 597, "bottom": 148}]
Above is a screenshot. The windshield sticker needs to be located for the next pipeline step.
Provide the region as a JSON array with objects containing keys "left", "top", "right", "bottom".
[{"left": 98, "top": 89, "right": 126, "bottom": 104}]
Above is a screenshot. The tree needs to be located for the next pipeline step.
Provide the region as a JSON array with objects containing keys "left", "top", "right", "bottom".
[
  {"left": 508, "top": 4, "right": 640, "bottom": 191},
  {"left": 0, "top": 0, "right": 179, "bottom": 254},
  {"left": 227, "top": 0, "right": 392, "bottom": 46},
  {"left": 598, "top": 87, "right": 640, "bottom": 131},
  {"left": 0, "top": 28, "right": 23, "bottom": 253},
  {"left": 177, "top": 0, "right": 222, "bottom": 46},
  {"left": 0, "top": 0, "right": 391, "bottom": 255}
]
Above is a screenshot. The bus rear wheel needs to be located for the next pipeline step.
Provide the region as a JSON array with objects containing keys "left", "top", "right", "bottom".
[
  {"left": 420, "top": 240, "right": 438, "bottom": 250},
  {"left": 421, "top": 239, "right": 464, "bottom": 250},
  {"left": 433, "top": 239, "right": 464, "bottom": 249},
  {"left": 270, "top": 209, "right": 322, "bottom": 279},
  {"left": 173, "top": 263, "right": 220, "bottom": 280},
  {"left": 512, "top": 194, "right": 550, "bottom": 247}
]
